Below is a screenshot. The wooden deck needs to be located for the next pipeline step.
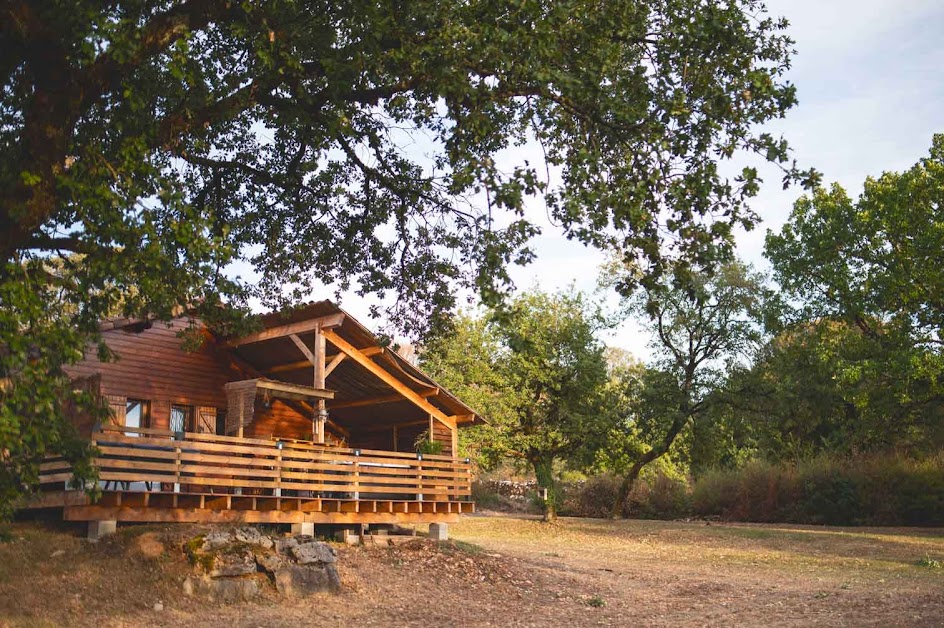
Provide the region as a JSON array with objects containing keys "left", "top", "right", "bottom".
[{"left": 36, "top": 426, "right": 474, "bottom": 524}]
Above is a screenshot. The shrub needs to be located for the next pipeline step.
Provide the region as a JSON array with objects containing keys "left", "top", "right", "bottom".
[
  {"left": 692, "top": 452, "right": 944, "bottom": 526},
  {"left": 559, "top": 468, "right": 691, "bottom": 520},
  {"left": 560, "top": 474, "right": 622, "bottom": 518}
]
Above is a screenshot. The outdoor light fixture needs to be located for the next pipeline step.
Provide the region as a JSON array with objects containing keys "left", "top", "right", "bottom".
[
  {"left": 416, "top": 453, "right": 423, "bottom": 461},
  {"left": 464, "top": 458, "right": 471, "bottom": 464},
  {"left": 275, "top": 440, "right": 284, "bottom": 450},
  {"left": 353, "top": 449, "right": 361, "bottom": 456}
]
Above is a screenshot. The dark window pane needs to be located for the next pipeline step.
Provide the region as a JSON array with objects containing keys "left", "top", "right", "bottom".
[{"left": 170, "top": 405, "right": 193, "bottom": 433}]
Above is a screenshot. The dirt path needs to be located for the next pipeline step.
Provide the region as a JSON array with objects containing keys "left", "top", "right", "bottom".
[{"left": 1, "top": 516, "right": 941, "bottom": 627}]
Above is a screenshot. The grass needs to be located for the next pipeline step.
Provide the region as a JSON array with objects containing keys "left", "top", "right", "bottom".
[
  {"left": 1, "top": 516, "right": 941, "bottom": 627},
  {"left": 450, "top": 515, "right": 944, "bottom": 581}
]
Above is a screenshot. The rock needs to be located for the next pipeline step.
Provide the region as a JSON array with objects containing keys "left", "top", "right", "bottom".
[
  {"left": 184, "top": 575, "right": 261, "bottom": 602},
  {"left": 153, "top": 601, "right": 164, "bottom": 612},
  {"left": 274, "top": 564, "right": 341, "bottom": 597},
  {"left": 50, "top": 549, "right": 66, "bottom": 558},
  {"left": 291, "top": 541, "right": 337, "bottom": 565},
  {"left": 201, "top": 530, "right": 234, "bottom": 551},
  {"left": 275, "top": 537, "right": 299, "bottom": 555},
  {"left": 234, "top": 526, "right": 273, "bottom": 550},
  {"left": 254, "top": 551, "right": 285, "bottom": 574},
  {"left": 208, "top": 546, "right": 258, "bottom": 578}
]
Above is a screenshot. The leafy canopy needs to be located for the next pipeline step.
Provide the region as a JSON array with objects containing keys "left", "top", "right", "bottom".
[
  {"left": 763, "top": 135, "right": 944, "bottom": 455},
  {"left": 421, "top": 289, "right": 615, "bottom": 519},
  {"left": 601, "top": 260, "right": 768, "bottom": 514}
]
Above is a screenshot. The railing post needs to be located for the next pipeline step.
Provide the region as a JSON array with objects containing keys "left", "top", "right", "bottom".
[
  {"left": 416, "top": 454, "right": 423, "bottom": 502},
  {"left": 352, "top": 450, "right": 360, "bottom": 500},
  {"left": 274, "top": 445, "right": 283, "bottom": 498},
  {"left": 174, "top": 444, "right": 181, "bottom": 494}
]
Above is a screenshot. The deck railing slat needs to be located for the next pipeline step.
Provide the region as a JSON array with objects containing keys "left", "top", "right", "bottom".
[{"left": 40, "top": 429, "right": 473, "bottom": 504}]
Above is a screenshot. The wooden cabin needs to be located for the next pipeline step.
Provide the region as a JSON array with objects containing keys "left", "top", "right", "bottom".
[{"left": 34, "top": 301, "right": 478, "bottom": 537}]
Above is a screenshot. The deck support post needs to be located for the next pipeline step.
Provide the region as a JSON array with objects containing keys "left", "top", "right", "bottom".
[
  {"left": 428, "top": 522, "right": 448, "bottom": 541},
  {"left": 313, "top": 326, "right": 327, "bottom": 443},
  {"left": 334, "top": 527, "right": 360, "bottom": 545},
  {"left": 87, "top": 520, "right": 117, "bottom": 541},
  {"left": 291, "top": 522, "right": 314, "bottom": 536}
]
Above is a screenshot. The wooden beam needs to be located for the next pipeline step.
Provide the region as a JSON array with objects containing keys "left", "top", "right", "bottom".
[
  {"left": 226, "top": 379, "right": 335, "bottom": 400},
  {"left": 265, "top": 347, "right": 382, "bottom": 374},
  {"left": 329, "top": 389, "right": 439, "bottom": 410},
  {"left": 289, "top": 334, "right": 316, "bottom": 365},
  {"left": 324, "top": 352, "right": 346, "bottom": 377},
  {"left": 62, "top": 504, "right": 461, "bottom": 525},
  {"left": 225, "top": 313, "right": 345, "bottom": 347},
  {"left": 295, "top": 400, "right": 351, "bottom": 439},
  {"left": 322, "top": 329, "right": 456, "bottom": 429}
]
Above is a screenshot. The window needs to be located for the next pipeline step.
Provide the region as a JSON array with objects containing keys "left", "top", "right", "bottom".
[
  {"left": 125, "top": 399, "right": 150, "bottom": 437},
  {"left": 170, "top": 404, "right": 194, "bottom": 434},
  {"left": 215, "top": 410, "right": 227, "bottom": 436}
]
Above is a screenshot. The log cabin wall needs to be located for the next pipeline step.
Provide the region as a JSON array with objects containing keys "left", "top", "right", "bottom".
[
  {"left": 431, "top": 421, "right": 455, "bottom": 457},
  {"left": 244, "top": 398, "right": 314, "bottom": 441},
  {"left": 66, "top": 318, "right": 239, "bottom": 430}
]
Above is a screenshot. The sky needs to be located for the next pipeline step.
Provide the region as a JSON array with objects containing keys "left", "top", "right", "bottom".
[{"left": 270, "top": 0, "right": 944, "bottom": 358}]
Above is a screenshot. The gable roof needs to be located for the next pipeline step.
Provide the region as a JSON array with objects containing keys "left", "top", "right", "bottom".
[{"left": 224, "top": 300, "right": 483, "bottom": 430}]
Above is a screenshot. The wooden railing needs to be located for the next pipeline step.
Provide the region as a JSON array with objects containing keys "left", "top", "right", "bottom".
[{"left": 39, "top": 426, "right": 472, "bottom": 502}]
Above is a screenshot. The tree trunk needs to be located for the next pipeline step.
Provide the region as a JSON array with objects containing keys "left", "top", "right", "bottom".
[
  {"left": 532, "top": 456, "right": 558, "bottom": 523},
  {"left": 611, "top": 459, "right": 646, "bottom": 518}
]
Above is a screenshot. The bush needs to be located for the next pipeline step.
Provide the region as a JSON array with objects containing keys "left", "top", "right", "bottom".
[
  {"left": 692, "top": 452, "right": 944, "bottom": 526},
  {"left": 560, "top": 474, "right": 622, "bottom": 518},
  {"left": 559, "top": 469, "right": 691, "bottom": 520}
]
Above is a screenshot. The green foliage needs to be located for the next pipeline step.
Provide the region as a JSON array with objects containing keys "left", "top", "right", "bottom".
[
  {"left": 600, "top": 261, "right": 769, "bottom": 514},
  {"left": 414, "top": 431, "right": 445, "bottom": 456},
  {"left": 560, "top": 466, "right": 690, "bottom": 520},
  {"left": 422, "top": 288, "right": 616, "bottom": 520},
  {"left": 763, "top": 135, "right": 944, "bottom": 457},
  {"left": 691, "top": 453, "right": 944, "bottom": 526}
]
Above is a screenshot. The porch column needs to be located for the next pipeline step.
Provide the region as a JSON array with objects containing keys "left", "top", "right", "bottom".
[{"left": 313, "top": 324, "right": 327, "bottom": 443}]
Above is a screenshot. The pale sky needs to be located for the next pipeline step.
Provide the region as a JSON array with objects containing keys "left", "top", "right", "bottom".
[{"left": 253, "top": 1, "right": 944, "bottom": 358}]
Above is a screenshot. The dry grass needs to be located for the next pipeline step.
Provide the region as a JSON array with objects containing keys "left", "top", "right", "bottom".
[{"left": 0, "top": 515, "right": 941, "bottom": 627}]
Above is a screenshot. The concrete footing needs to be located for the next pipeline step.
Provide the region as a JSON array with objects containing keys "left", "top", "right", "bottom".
[
  {"left": 87, "top": 520, "right": 117, "bottom": 541},
  {"left": 334, "top": 527, "right": 360, "bottom": 545},
  {"left": 291, "top": 522, "right": 315, "bottom": 536},
  {"left": 428, "top": 522, "right": 448, "bottom": 541}
]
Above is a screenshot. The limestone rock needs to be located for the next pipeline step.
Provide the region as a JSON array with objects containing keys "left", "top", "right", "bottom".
[
  {"left": 208, "top": 546, "right": 257, "bottom": 578},
  {"left": 235, "top": 526, "right": 274, "bottom": 550},
  {"left": 200, "top": 530, "right": 234, "bottom": 551},
  {"left": 275, "top": 537, "right": 299, "bottom": 555},
  {"left": 274, "top": 564, "right": 341, "bottom": 597},
  {"left": 254, "top": 551, "right": 285, "bottom": 574},
  {"left": 291, "top": 541, "right": 337, "bottom": 565},
  {"left": 183, "top": 576, "right": 261, "bottom": 602}
]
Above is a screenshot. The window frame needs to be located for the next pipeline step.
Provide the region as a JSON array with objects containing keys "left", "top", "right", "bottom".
[{"left": 170, "top": 404, "right": 194, "bottom": 434}]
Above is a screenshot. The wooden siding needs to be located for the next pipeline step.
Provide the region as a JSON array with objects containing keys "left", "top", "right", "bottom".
[
  {"left": 245, "top": 399, "right": 314, "bottom": 441},
  {"left": 431, "top": 421, "right": 455, "bottom": 458},
  {"left": 66, "top": 319, "right": 240, "bottom": 429}
]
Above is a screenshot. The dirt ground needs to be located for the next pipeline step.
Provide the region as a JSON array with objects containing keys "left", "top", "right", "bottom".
[{"left": 0, "top": 514, "right": 942, "bottom": 627}]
